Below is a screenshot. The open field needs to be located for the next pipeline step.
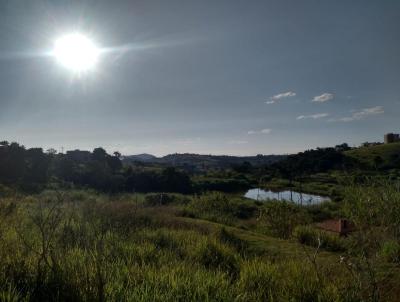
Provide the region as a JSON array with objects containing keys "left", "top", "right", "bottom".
[{"left": 1, "top": 188, "right": 400, "bottom": 301}]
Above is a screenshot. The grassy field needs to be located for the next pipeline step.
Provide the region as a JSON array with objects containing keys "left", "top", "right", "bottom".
[{"left": 0, "top": 188, "right": 399, "bottom": 301}]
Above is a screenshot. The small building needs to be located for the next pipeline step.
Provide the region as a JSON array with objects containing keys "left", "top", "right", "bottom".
[
  {"left": 315, "top": 219, "right": 355, "bottom": 236},
  {"left": 384, "top": 133, "right": 400, "bottom": 144}
]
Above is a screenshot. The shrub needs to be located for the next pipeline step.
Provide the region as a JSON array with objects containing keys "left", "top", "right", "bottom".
[
  {"left": 306, "top": 202, "right": 340, "bottom": 222},
  {"left": 293, "top": 225, "right": 319, "bottom": 246},
  {"left": 320, "top": 232, "right": 346, "bottom": 252},
  {"left": 150, "top": 230, "right": 183, "bottom": 258},
  {"left": 187, "top": 192, "right": 257, "bottom": 224},
  {"left": 261, "top": 201, "right": 310, "bottom": 239},
  {"left": 217, "top": 228, "right": 249, "bottom": 255},
  {"left": 193, "top": 240, "right": 239, "bottom": 277},
  {"left": 381, "top": 240, "right": 400, "bottom": 263},
  {"left": 144, "top": 193, "right": 190, "bottom": 207},
  {"left": 0, "top": 184, "right": 13, "bottom": 198},
  {"left": 144, "top": 193, "right": 174, "bottom": 206},
  {"left": 0, "top": 283, "right": 25, "bottom": 302},
  {"left": 280, "top": 260, "right": 340, "bottom": 301},
  {"left": 237, "top": 259, "right": 279, "bottom": 301},
  {"left": 293, "top": 225, "right": 346, "bottom": 252},
  {"left": 193, "top": 178, "right": 251, "bottom": 193}
]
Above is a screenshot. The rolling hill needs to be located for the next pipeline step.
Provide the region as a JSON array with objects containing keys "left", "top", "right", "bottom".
[{"left": 345, "top": 142, "right": 400, "bottom": 167}]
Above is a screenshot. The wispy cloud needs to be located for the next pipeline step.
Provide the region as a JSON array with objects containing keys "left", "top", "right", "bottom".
[
  {"left": 296, "top": 113, "right": 329, "bottom": 120},
  {"left": 248, "top": 128, "right": 272, "bottom": 135},
  {"left": 312, "top": 93, "right": 334, "bottom": 103},
  {"left": 228, "top": 140, "right": 248, "bottom": 145},
  {"left": 329, "top": 106, "right": 384, "bottom": 122},
  {"left": 266, "top": 91, "right": 296, "bottom": 104}
]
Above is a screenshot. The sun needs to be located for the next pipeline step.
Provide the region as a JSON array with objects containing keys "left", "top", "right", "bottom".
[{"left": 53, "top": 33, "right": 99, "bottom": 72}]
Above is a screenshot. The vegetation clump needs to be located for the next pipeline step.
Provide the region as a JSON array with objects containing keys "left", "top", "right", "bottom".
[{"left": 293, "top": 225, "right": 346, "bottom": 252}]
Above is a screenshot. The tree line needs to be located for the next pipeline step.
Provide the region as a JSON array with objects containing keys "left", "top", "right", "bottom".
[
  {"left": 265, "top": 145, "right": 357, "bottom": 180},
  {"left": 0, "top": 141, "right": 191, "bottom": 193}
]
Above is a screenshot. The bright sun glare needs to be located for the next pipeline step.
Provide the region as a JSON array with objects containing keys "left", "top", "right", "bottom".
[{"left": 53, "top": 33, "right": 99, "bottom": 72}]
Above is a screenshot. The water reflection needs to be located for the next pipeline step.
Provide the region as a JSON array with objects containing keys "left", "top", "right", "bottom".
[{"left": 244, "top": 188, "right": 330, "bottom": 205}]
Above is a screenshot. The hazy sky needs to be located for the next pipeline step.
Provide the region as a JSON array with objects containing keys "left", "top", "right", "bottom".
[{"left": 0, "top": 0, "right": 399, "bottom": 156}]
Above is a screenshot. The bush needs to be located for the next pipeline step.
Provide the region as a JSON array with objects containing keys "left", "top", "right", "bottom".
[
  {"left": 306, "top": 202, "right": 340, "bottom": 222},
  {"left": 238, "top": 259, "right": 279, "bottom": 301},
  {"left": 0, "top": 184, "right": 13, "bottom": 198},
  {"left": 280, "top": 260, "right": 340, "bottom": 301},
  {"left": 193, "top": 240, "right": 239, "bottom": 277},
  {"left": 261, "top": 201, "right": 310, "bottom": 239},
  {"left": 381, "top": 240, "right": 400, "bottom": 263},
  {"left": 193, "top": 178, "right": 251, "bottom": 193},
  {"left": 217, "top": 228, "right": 249, "bottom": 255},
  {"left": 293, "top": 225, "right": 319, "bottom": 246},
  {"left": 144, "top": 193, "right": 190, "bottom": 206},
  {"left": 187, "top": 192, "right": 257, "bottom": 224},
  {"left": 293, "top": 225, "right": 346, "bottom": 252},
  {"left": 144, "top": 193, "right": 174, "bottom": 206}
]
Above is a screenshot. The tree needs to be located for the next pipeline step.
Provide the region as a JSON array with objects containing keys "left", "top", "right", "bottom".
[
  {"left": 92, "top": 148, "right": 107, "bottom": 162},
  {"left": 161, "top": 167, "right": 192, "bottom": 193},
  {"left": 46, "top": 148, "right": 57, "bottom": 155},
  {"left": 24, "top": 148, "right": 50, "bottom": 184},
  {"left": 0, "top": 142, "right": 26, "bottom": 183},
  {"left": 373, "top": 156, "right": 383, "bottom": 170},
  {"left": 335, "top": 143, "right": 350, "bottom": 152},
  {"left": 107, "top": 155, "right": 122, "bottom": 173}
]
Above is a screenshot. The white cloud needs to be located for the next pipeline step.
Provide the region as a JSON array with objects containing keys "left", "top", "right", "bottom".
[
  {"left": 260, "top": 128, "right": 272, "bottom": 134},
  {"left": 312, "top": 93, "right": 334, "bottom": 103},
  {"left": 248, "top": 128, "right": 272, "bottom": 135},
  {"left": 329, "top": 106, "right": 384, "bottom": 122},
  {"left": 228, "top": 140, "right": 248, "bottom": 145},
  {"left": 266, "top": 91, "right": 296, "bottom": 104},
  {"left": 296, "top": 113, "right": 329, "bottom": 120}
]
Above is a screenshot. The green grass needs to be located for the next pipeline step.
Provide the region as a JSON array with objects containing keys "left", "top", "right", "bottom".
[
  {"left": 345, "top": 142, "right": 400, "bottom": 167},
  {"left": 262, "top": 174, "right": 342, "bottom": 198},
  {"left": 0, "top": 189, "right": 399, "bottom": 301},
  {"left": 179, "top": 216, "right": 339, "bottom": 262}
]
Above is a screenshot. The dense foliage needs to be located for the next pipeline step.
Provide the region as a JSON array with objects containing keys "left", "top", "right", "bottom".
[
  {"left": 0, "top": 142, "right": 193, "bottom": 193},
  {"left": 267, "top": 146, "right": 357, "bottom": 179}
]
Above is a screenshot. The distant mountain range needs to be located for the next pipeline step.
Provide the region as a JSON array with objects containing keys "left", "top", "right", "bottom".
[
  {"left": 124, "top": 153, "right": 158, "bottom": 162},
  {"left": 122, "top": 153, "right": 286, "bottom": 170}
]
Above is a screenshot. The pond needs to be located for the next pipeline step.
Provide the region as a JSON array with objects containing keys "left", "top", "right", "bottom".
[{"left": 244, "top": 188, "right": 330, "bottom": 205}]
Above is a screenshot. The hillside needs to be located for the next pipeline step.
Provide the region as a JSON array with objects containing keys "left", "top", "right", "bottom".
[
  {"left": 122, "top": 153, "right": 157, "bottom": 162},
  {"left": 123, "top": 153, "right": 286, "bottom": 171},
  {"left": 345, "top": 142, "right": 400, "bottom": 168}
]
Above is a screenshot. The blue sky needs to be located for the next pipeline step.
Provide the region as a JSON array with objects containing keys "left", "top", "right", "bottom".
[{"left": 0, "top": 0, "right": 399, "bottom": 156}]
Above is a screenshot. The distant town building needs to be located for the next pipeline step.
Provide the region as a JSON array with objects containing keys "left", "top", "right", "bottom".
[{"left": 384, "top": 133, "right": 400, "bottom": 144}]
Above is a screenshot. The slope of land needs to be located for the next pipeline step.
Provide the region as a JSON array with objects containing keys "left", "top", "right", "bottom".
[{"left": 345, "top": 142, "right": 400, "bottom": 167}]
